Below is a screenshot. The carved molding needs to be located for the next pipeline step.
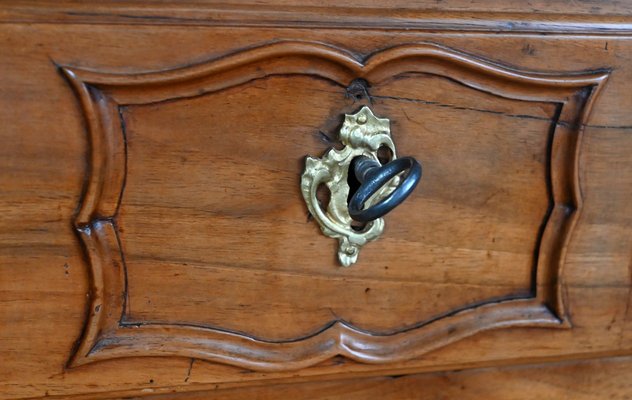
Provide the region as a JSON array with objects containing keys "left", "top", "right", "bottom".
[
  {"left": 61, "top": 41, "right": 609, "bottom": 371},
  {"left": 4, "top": 3, "right": 632, "bottom": 33}
]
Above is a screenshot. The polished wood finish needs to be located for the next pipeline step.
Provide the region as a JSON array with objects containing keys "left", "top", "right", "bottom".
[
  {"left": 1, "top": 1, "right": 632, "bottom": 399},
  {"left": 60, "top": 40, "right": 607, "bottom": 370},
  {"left": 126, "top": 355, "right": 632, "bottom": 400},
  {"left": 4, "top": 1, "right": 632, "bottom": 33}
]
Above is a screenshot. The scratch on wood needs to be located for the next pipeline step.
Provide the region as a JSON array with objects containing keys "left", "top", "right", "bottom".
[
  {"left": 372, "top": 94, "right": 552, "bottom": 123},
  {"left": 184, "top": 358, "right": 194, "bottom": 383},
  {"left": 522, "top": 43, "right": 536, "bottom": 55},
  {"left": 318, "top": 130, "right": 335, "bottom": 144}
]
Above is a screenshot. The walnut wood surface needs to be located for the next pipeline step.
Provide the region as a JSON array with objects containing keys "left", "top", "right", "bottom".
[
  {"left": 125, "top": 355, "right": 632, "bottom": 400},
  {"left": 4, "top": 1, "right": 632, "bottom": 33},
  {"left": 1, "top": 3, "right": 632, "bottom": 400},
  {"left": 57, "top": 40, "right": 607, "bottom": 370}
]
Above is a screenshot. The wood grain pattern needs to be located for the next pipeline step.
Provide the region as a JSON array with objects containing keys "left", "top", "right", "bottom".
[
  {"left": 117, "top": 355, "right": 632, "bottom": 400},
  {"left": 1, "top": 11, "right": 631, "bottom": 400},
  {"left": 3, "top": 1, "right": 632, "bottom": 33},
  {"left": 58, "top": 41, "right": 608, "bottom": 371}
]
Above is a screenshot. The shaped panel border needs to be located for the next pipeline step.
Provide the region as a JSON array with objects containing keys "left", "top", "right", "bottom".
[{"left": 61, "top": 41, "right": 609, "bottom": 371}]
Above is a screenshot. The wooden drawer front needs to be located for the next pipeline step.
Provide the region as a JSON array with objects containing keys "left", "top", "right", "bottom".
[
  {"left": 61, "top": 40, "right": 606, "bottom": 370},
  {"left": 2, "top": 14, "right": 632, "bottom": 399}
]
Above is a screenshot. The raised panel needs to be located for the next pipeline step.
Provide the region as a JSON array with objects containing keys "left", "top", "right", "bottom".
[{"left": 61, "top": 41, "right": 608, "bottom": 370}]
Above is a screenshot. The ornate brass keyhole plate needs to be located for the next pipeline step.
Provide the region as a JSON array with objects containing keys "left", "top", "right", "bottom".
[{"left": 301, "top": 106, "right": 401, "bottom": 266}]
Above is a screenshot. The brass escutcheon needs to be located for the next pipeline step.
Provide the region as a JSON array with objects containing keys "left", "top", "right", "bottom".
[{"left": 301, "top": 106, "right": 401, "bottom": 267}]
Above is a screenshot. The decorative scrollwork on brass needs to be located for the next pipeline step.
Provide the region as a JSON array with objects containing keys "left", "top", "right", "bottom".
[{"left": 301, "top": 106, "right": 401, "bottom": 266}]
